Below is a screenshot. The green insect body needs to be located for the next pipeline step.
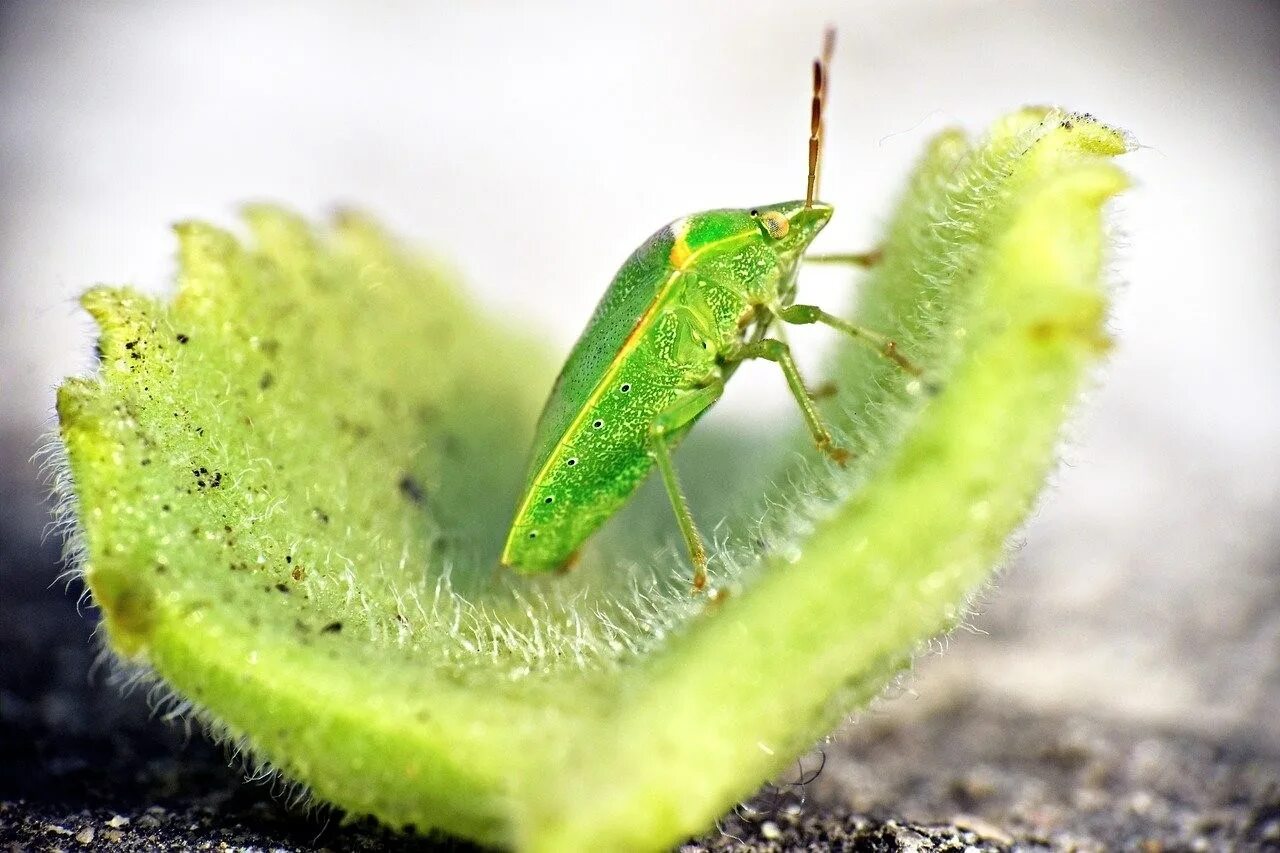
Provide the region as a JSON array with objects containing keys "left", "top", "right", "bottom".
[
  {"left": 501, "top": 202, "right": 833, "bottom": 575},
  {"left": 500, "top": 31, "right": 914, "bottom": 590}
]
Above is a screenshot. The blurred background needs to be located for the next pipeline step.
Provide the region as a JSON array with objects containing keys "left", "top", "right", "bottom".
[{"left": 1, "top": 0, "right": 1277, "bottom": 845}]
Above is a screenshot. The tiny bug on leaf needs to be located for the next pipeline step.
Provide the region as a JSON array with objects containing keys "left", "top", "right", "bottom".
[{"left": 501, "top": 29, "right": 919, "bottom": 591}]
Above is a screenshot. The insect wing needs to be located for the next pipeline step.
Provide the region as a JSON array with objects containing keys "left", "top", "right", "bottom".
[{"left": 522, "top": 223, "right": 678, "bottom": 483}]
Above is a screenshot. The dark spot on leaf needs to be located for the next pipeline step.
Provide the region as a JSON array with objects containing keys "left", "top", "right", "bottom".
[
  {"left": 275, "top": 582, "right": 290, "bottom": 594},
  {"left": 176, "top": 333, "right": 189, "bottom": 344},
  {"left": 192, "top": 466, "right": 222, "bottom": 490},
  {"left": 321, "top": 621, "right": 343, "bottom": 634},
  {"left": 398, "top": 475, "right": 426, "bottom": 504},
  {"left": 259, "top": 372, "right": 275, "bottom": 390},
  {"left": 285, "top": 555, "right": 292, "bottom": 564},
  {"left": 312, "top": 507, "right": 330, "bottom": 524},
  {"left": 335, "top": 413, "right": 371, "bottom": 439},
  {"left": 291, "top": 566, "right": 304, "bottom": 582}
]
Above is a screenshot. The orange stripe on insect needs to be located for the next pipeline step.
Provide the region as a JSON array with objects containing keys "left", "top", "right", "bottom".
[
  {"left": 622, "top": 314, "right": 648, "bottom": 348},
  {"left": 667, "top": 217, "right": 693, "bottom": 268}
]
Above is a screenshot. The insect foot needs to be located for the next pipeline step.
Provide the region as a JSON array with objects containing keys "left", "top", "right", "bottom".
[
  {"left": 882, "top": 340, "right": 923, "bottom": 376},
  {"left": 816, "top": 436, "right": 853, "bottom": 468},
  {"left": 702, "top": 585, "right": 732, "bottom": 613},
  {"left": 691, "top": 558, "right": 708, "bottom": 594}
]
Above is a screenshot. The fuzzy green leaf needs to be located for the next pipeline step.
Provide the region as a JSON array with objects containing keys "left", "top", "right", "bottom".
[{"left": 56, "top": 108, "right": 1129, "bottom": 851}]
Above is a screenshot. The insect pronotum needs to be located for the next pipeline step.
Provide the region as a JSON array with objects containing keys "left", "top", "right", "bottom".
[{"left": 500, "top": 30, "right": 919, "bottom": 591}]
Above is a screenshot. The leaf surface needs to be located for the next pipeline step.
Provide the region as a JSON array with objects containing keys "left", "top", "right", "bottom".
[{"left": 57, "top": 109, "right": 1129, "bottom": 851}]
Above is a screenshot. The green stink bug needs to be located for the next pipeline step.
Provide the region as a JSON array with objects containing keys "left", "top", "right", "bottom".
[{"left": 501, "top": 32, "right": 917, "bottom": 591}]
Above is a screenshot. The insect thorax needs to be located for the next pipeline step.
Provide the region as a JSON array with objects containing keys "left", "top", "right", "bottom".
[{"left": 678, "top": 239, "right": 784, "bottom": 342}]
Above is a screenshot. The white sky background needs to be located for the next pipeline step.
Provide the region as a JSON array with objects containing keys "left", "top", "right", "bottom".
[{"left": 2, "top": 2, "right": 1277, "bottom": 737}]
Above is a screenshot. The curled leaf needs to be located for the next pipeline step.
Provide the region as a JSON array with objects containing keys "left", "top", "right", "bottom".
[{"left": 56, "top": 108, "right": 1129, "bottom": 851}]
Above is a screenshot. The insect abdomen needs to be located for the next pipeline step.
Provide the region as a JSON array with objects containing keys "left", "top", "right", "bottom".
[{"left": 503, "top": 309, "right": 711, "bottom": 571}]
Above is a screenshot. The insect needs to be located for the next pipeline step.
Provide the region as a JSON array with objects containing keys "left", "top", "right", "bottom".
[{"left": 500, "top": 31, "right": 918, "bottom": 591}]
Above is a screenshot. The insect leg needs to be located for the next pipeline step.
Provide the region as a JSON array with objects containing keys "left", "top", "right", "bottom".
[
  {"left": 776, "top": 303, "right": 921, "bottom": 375},
  {"left": 649, "top": 379, "right": 725, "bottom": 592},
  {"left": 804, "top": 249, "right": 883, "bottom": 267},
  {"left": 724, "top": 339, "right": 850, "bottom": 466}
]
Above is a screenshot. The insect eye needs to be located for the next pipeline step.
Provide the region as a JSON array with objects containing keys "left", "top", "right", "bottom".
[
  {"left": 749, "top": 209, "right": 760, "bottom": 218},
  {"left": 759, "top": 210, "right": 790, "bottom": 239}
]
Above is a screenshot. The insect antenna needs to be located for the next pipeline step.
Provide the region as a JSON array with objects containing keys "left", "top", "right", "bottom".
[{"left": 805, "top": 27, "right": 836, "bottom": 208}]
